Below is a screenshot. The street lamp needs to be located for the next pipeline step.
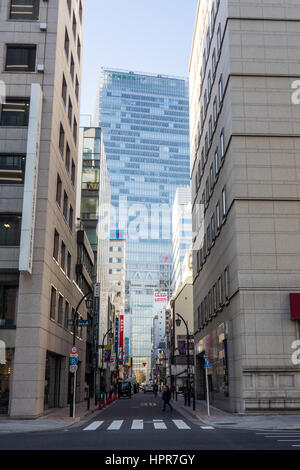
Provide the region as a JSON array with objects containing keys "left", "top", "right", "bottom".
[
  {"left": 69, "top": 291, "right": 93, "bottom": 417},
  {"left": 175, "top": 313, "right": 191, "bottom": 407}
]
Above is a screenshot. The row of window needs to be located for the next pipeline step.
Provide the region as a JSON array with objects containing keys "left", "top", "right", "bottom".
[
  {"left": 58, "top": 125, "right": 77, "bottom": 181},
  {"left": 53, "top": 228, "right": 72, "bottom": 277},
  {"left": 0, "top": 154, "right": 25, "bottom": 184},
  {"left": 0, "top": 98, "right": 29, "bottom": 127},
  {"left": 8, "top": 0, "right": 82, "bottom": 23},
  {"left": 49, "top": 285, "right": 83, "bottom": 338},
  {"left": 0, "top": 214, "right": 21, "bottom": 246},
  {"left": 196, "top": 265, "right": 229, "bottom": 331},
  {"left": 196, "top": 187, "right": 227, "bottom": 272},
  {"left": 56, "top": 174, "right": 74, "bottom": 231}
]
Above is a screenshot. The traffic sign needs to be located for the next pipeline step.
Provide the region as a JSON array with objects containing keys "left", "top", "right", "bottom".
[
  {"left": 69, "top": 364, "right": 78, "bottom": 373},
  {"left": 70, "top": 357, "right": 78, "bottom": 365},
  {"left": 70, "top": 346, "right": 79, "bottom": 355},
  {"left": 204, "top": 360, "right": 211, "bottom": 369},
  {"left": 77, "top": 319, "right": 90, "bottom": 327}
]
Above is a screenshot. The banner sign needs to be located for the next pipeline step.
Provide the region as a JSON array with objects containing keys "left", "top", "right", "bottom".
[
  {"left": 119, "top": 315, "right": 124, "bottom": 349},
  {"left": 115, "top": 317, "right": 119, "bottom": 361},
  {"left": 110, "top": 230, "right": 126, "bottom": 240},
  {"left": 154, "top": 292, "right": 168, "bottom": 302},
  {"left": 124, "top": 337, "right": 129, "bottom": 363}
]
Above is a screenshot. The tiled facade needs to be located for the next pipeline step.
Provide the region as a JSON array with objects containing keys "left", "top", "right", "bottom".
[
  {"left": 0, "top": 0, "right": 87, "bottom": 417},
  {"left": 191, "top": 0, "right": 300, "bottom": 413}
]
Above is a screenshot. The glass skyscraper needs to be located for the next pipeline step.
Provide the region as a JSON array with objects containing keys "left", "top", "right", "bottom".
[{"left": 95, "top": 68, "right": 190, "bottom": 379}]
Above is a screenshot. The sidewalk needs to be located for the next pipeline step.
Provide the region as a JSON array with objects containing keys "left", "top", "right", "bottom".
[
  {"left": 172, "top": 394, "right": 300, "bottom": 430},
  {"left": 0, "top": 399, "right": 103, "bottom": 434}
]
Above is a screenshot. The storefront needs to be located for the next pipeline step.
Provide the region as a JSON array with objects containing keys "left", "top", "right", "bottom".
[{"left": 0, "top": 347, "right": 13, "bottom": 414}]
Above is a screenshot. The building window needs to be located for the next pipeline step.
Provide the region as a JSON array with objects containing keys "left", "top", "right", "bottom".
[
  {"left": 69, "top": 205, "right": 73, "bottom": 232},
  {"left": 65, "top": 143, "right": 70, "bottom": 172},
  {"left": 208, "top": 72, "right": 211, "bottom": 96},
  {"left": 0, "top": 214, "right": 21, "bottom": 245},
  {"left": 68, "top": 97, "right": 73, "bottom": 125},
  {"left": 212, "top": 50, "right": 216, "bottom": 76},
  {"left": 72, "top": 12, "right": 77, "bottom": 39},
  {"left": 5, "top": 44, "right": 36, "bottom": 72},
  {"left": 77, "top": 37, "right": 81, "bottom": 61},
  {"left": 79, "top": 1, "right": 83, "bottom": 22},
  {"left": 213, "top": 97, "right": 217, "bottom": 125},
  {"left": 67, "top": 252, "right": 71, "bottom": 278},
  {"left": 62, "top": 74, "right": 67, "bottom": 105},
  {"left": 50, "top": 286, "right": 56, "bottom": 320},
  {"left": 0, "top": 98, "right": 30, "bottom": 126},
  {"left": 217, "top": 24, "right": 221, "bottom": 56},
  {"left": 222, "top": 187, "right": 227, "bottom": 219},
  {"left": 205, "top": 133, "right": 208, "bottom": 157},
  {"left": 220, "top": 131, "right": 225, "bottom": 159},
  {"left": 209, "top": 117, "right": 212, "bottom": 143},
  {"left": 207, "top": 226, "right": 211, "bottom": 251},
  {"left": 0, "top": 285, "right": 17, "bottom": 327},
  {"left": 64, "top": 28, "right": 70, "bottom": 59},
  {"left": 205, "top": 178, "right": 209, "bottom": 205},
  {"left": 211, "top": 214, "right": 216, "bottom": 241},
  {"left": 67, "top": 0, "right": 71, "bottom": 15},
  {"left": 58, "top": 294, "right": 63, "bottom": 325},
  {"left": 218, "top": 75, "right": 223, "bottom": 106},
  {"left": 73, "top": 116, "right": 77, "bottom": 143},
  {"left": 64, "top": 300, "right": 69, "bottom": 329},
  {"left": 63, "top": 191, "right": 68, "bottom": 220},
  {"left": 0, "top": 154, "right": 25, "bottom": 184},
  {"left": 204, "top": 90, "right": 208, "bottom": 112},
  {"left": 9, "top": 0, "right": 40, "bottom": 20},
  {"left": 209, "top": 163, "right": 214, "bottom": 192},
  {"left": 75, "top": 76, "right": 79, "bottom": 101},
  {"left": 56, "top": 174, "right": 62, "bottom": 206},
  {"left": 70, "top": 54, "right": 74, "bottom": 81},
  {"left": 61, "top": 240, "right": 66, "bottom": 271},
  {"left": 215, "top": 148, "right": 219, "bottom": 176},
  {"left": 216, "top": 201, "right": 220, "bottom": 230},
  {"left": 224, "top": 267, "right": 229, "bottom": 300},
  {"left": 71, "top": 160, "right": 76, "bottom": 185},
  {"left": 213, "top": 284, "right": 217, "bottom": 313},
  {"left": 53, "top": 229, "right": 59, "bottom": 261},
  {"left": 59, "top": 123, "right": 65, "bottom": 156}
]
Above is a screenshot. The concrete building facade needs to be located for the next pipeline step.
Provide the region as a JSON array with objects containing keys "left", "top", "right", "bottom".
[
  {"left": 191, "top": 0, "right": 300, "bottom": 413},
  {"left": 0, "top": 0, "right": 87, "bottom": 417}
]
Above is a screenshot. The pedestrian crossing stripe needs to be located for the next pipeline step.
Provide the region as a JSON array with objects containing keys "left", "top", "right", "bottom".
[{"left": 83, "top": 419, "right": 193, "bottom": 432}]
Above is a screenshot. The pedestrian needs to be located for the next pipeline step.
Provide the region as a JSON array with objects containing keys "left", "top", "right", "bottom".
[
  {"left": 153, "top": 383, "right": 158, "bottom": 397},
  {"left": 162, "top": 385, "right": 173, "bottom": 412}
]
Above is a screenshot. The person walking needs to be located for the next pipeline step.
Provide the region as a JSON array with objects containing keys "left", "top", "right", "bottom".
[
  {"left": 162, "top": 385, "right": 173, "bottom": 412},
  {"left": 153, "top": 383, "right": 158, "bottom": 398}
]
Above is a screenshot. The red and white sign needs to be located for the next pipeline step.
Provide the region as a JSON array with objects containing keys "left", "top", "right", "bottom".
[
  {"left": 154, "top": 292, "right": 168, "bottom": 302},
  {"left": 70, "top": 346, "right": 79, "bottom": 355},
  {"left": 143, "top": 362, "right": 147, "bottom": 367},
  {"left": 119, "top": 315, "right": 124, "bottom": 348}
]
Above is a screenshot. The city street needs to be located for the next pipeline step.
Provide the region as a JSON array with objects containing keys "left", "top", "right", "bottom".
[{"left": 0, "top": 392, "right": 299, "bottom": 451}]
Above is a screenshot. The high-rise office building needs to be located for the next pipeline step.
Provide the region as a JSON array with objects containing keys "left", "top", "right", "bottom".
[
  {"left": 96, "top": 68, "right": 190, "bottom": 378},
  {"left": 0, "top": 0, "right": 87, "bottom": 417},
  {"left": 190, "top": 0, "right": 300, "bottom": 413}
]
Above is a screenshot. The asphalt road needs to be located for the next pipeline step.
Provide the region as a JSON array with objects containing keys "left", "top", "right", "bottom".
[{"left": 0, "top": 392, "right": 299, "bottom": 451}]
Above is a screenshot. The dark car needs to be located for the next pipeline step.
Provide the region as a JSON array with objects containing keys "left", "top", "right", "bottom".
[{"left": 118, "top": 381, "right": 132, "bottom": 399}]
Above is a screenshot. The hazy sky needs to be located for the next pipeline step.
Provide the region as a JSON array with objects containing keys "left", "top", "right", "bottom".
[{"left": 80, "top": 0, "right": 198, "bottom": 116}]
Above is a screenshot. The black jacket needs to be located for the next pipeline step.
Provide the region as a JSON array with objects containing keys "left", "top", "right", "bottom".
[{"left": 162, "top": 389, "right": 171, "bottom": 402}]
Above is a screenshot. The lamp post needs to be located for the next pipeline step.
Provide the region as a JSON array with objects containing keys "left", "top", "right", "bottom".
[
  {"left": 100, "top": 328, "right": 114, "bottom": 397},
  {"left": 69, "top": 291, "right": 93, "bottom": 418},
  {"left": 175, "top": 313, "right": 191, "bottom": 407}
]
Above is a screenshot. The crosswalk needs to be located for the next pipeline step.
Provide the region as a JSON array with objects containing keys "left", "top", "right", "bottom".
[
  {"left": 82, "top": 419, "right": 215, "bottom": 432},
  {"left": 256, "top": 431, "right": 300, "bottom": 448}
]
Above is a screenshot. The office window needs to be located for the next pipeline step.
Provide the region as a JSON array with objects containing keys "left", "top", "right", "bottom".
[
  {"left": 211, "top": 5, "right": 215, "bottom": 29},
  {"left": 71, "top": 160, "right": 76, "bottom": 185},
  {"left": 218, "top": 276, "right": 223, "bottom": 307},
  {"left": 218, "top": 75, "right": 223, "bottom": 106},
  {"left": 5, "top": 45, "right": 36, "bottom": 72},
  {"left": 67, "top": 0, "right": 71, "bottom": 14},
  {"left": 72, "top": 12, "right": 77, "bottom": 38},
  {"left": 213, "top": 284, "right": 217, "bottom": 313},
  {"left": 211, "top": 214, "right": 216, "bottom": 242},
  {"left": 201, "top": 149, "right": 205, "bottom": 174},
  {"left": 217, "top": 24, "right": 221, "bottom": 56},
  {"left": 61, "top": 240, "right": 66, "bottom": 271},
  {"left": 222, "top": 187, "right": 227, "bottom": 219},
  {"left": 64, "top": 28, "right": 70, "bottom": 58},
  {"left": 63, "top": 191, "right": 68, "bottom": 219},
  {"left": 56, "top": 174, "right": 62, "bottom": 206},
  {"left": 9, "top": 0, "right": 40, "bottom": 20},
  {"left": 0, "top": 285, "right": 17, "bottom": 328},
  {"left": 216, "top": 201, "right": 220, "bottom": 230},
  {"left": 0, "top": 154, "right": 25, "bottom": 184},
  {"left": 70, "top": 54, "right": 74, "bottom": 81},
  {"left": 209, "top": 117, "right": 212, "bottom": 143},
  {"left": 68, "top": 97, "right": 73, "bottom": 125},
  {"left": 0, "top": 98, "right": 29, "bottom": 126},
  {"left": 53, "top": 229, "right": 59, "bottom": 260},
  {"left": 209, "top": 163, "right": 214, "bottom": 192},
  {"left": 62, "top": 74, "right": 67, "bottom": 105},
  {"left": 200, "top": 106, "right": 204, "bottom": 129},
  {"left": 64, "top": 300, "right": 69, "bottom": 329},
  {"left": 207, "top": 226, "right": 211, "bottom": 251},
  {"left": 79, "top": 1, "right": 83, "bottom": 22},
  {"left": 220, "top": 131, "right": 225, "bottom": 159},
  {"left": 215, "top": 148, "right": 219, "bottom": 176},
  {"left": 75, "top": 76, "right": 79, "bottom": 101},
  {"left": 206, "top": 28, "right": 210, "bottom": 51},
  {"left": 77, "top": 37, "right": 81, "bottom": 61},
  {"left": 73, "top": 116, "right": 77, "bottom": 143},
  {"left": 205, "top": 133, "right": 208, "bottom": 157},
  {"left": 50, "top": 286, "right": 56, "bottom": 320},
  {"left": 212, "top": 49, "right": 216, "bottom": 76},
  {"left": 58, "top": 294, "right": 63, "bottom": 325},
  {"left": 69, "top": 205, "right": 73, "bottom": 232},
  {"left": 224, "top": 267, "right": 229, "bottom": 301},
  {"left": 204, "top": 90, "right": 208, "bottom": 112},
  {"left": 67, "top": 252, "right": 71, "bottom": 278},
  {"left": 59, "top": 123, "right": 65, "bottom": 156},
  {"left": 213, "top": 97, "right": 217, "bottom": 125},
  {"left": 0, "top": 214, "right": 21, "bottom": 246},
  {"left": 208, "top": 72, "right": 211, "bottom": 96}
]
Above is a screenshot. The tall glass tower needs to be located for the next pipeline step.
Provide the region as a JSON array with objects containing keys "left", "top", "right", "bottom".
[{"left": 96, "top": 68, "right": 190, "bottom": 379}]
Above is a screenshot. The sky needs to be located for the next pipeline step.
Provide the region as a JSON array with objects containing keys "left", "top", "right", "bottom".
[{"left": 80, "top": 0, "right": 198, "bottom": 116}]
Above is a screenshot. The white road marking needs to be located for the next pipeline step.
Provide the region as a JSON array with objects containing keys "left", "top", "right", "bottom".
[
  {"left": 201, "top": 426, "right": 215, "bottom": 430},
  {"left": 153, "top": 421, "right": 167, "bottom": 430},
  {"left": 83, "top": 421, "right": 104, "bottom": 431},
  {"left": 131, "top": 420, "right": 143, "bottom": 430},
  {"left": 277, "top": 440, "right": 300, "bottom": 442},
  {"left": 173, "top": 420, "right": 191, "bottom": 430},
  {"left": 107, "top": 420, "right": 123, "bottom": 430}
]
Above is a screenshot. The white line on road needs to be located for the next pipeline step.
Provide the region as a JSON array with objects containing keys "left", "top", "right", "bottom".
[
  {"left": 131, "top": 420, "right": 143, "bottom": 430},
  {"left": 107, "top": 420, "right": 124, "bottom": 431},
  {"left": 173, "top": 420, "right": 191, "bottom": 430},
  {"left": 83, "top": 421, "right": 104, "bottom": 431},
  {"left": 264, "top": 435, "right": 300, "bottom": 438},
  {"left": 153, "top": 421, "right": 167, "bottom": 430},
  {"left": 277, "top": 440, "right": 300, "bottom": 442},
  {"left": 201, "top": 426, "right": 215, "bottom": 430}
]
